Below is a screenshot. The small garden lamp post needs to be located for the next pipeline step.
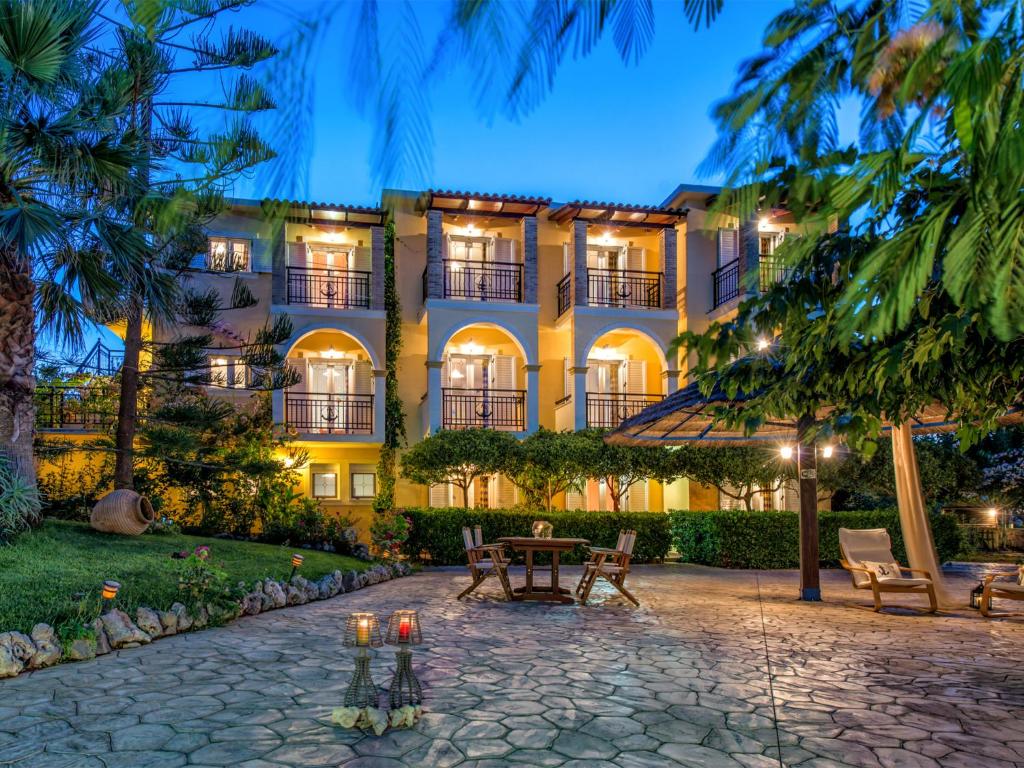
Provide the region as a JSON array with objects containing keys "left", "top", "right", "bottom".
[
  {"left": 385, "top": 610, "right": 423, "bottom": 710},
  {"left": 100, "top": 580, "right": 120, "bottom": 613},
  {"left": 343, "top": 612, "right": 383, "bottom": 710},
  {"left": 289, "top": 553, "right": 304, "bottom": 580}
]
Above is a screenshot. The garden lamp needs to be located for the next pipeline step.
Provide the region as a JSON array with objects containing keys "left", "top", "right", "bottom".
[
  {"left": 384, "top": 610, "right": 424, "bottom": 709},
  {"left": 100, "top": 580, "right": 120, "bottom": 613},
  {"left": 342, "top": 613, "right": 383, "bottom": 710},
  {"left": 290, "top": 553, "right": 304, "bottom": 580}
]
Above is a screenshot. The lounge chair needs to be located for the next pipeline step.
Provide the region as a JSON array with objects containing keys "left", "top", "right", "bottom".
[
  {"left": 577, "top": 529, "right": 639, "bottom": 606},
  {"left": 981, "top": 567, "right": 1024, "bottom": 617},
  {"left": 838, "top": 527, "right": 937, "bottom": 613},
  {"left": 457, "top": 526, "right": 513, "bottom": 601}
]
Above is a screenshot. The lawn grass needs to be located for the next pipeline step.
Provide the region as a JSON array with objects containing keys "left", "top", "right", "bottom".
[{"left": 0, "top": 520, "right": 371, "bottom": 635}]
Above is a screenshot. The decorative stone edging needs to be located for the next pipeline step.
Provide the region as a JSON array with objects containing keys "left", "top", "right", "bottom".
[{"left": 0, "top": 561, "right": 413, "bottom": 680}]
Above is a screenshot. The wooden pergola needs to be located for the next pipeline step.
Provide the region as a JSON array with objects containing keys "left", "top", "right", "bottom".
[
  {"left": 607, "top": 379, "right": 1021, "bottom": 602},
  {"left": 417, "top": 189, "right": 551, "bottom": 220},
  {"left": 548, "top": 200, "right": 687, "bottom": 230}
]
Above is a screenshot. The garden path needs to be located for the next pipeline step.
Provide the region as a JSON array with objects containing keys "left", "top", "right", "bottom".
[{"left": 1, "top": 565, "right": 1022, "bottom": 768}]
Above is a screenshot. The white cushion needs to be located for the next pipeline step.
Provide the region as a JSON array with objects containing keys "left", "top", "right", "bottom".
[
  {"left": 874, "top": 576, "right": 932, "bottom": 587},
  {"left": 862, "top": 560, "right": 903, "bottom": 581}
]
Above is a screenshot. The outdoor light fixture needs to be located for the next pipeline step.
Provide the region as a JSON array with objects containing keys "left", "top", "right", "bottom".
[
  {"left": 385, "top": 610, "right": 424, "bottom": 710},
  {"left": 602, "top": 231, "right": 612, "bottom": 243},
  {"left": 100, "top": 580, "right": 120, "bottom": 613},
  {"left": 343, "top": 613, "right": 384, "bottom": 709},
  {"left": 970, "top": 581, "right": 991, "bottom": 611},
  {"left": 756, "top": 338, "right": 770, "bottom": 351},
  {"left": 780, "top": 445, "right": 794, "bottom": 460},
  {"left": 289, "top": 553, "right": 304, "bottom": 580},
  {"left": 466, "top": 223, "right": 477, "bottom": 235},
  {"left": 821, "top": 445, "right": 834, "bottom": 459}
]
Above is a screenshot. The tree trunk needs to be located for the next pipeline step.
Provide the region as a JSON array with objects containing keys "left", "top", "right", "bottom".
[
  {"left": 114, "top": 298, "right": 143, "bottom": 489},
  {"left": 0, "top": 260, "right": 37, "bottom": 492},
  {"left": 460, "top": 482, "right": 469, "bottom": 508}
]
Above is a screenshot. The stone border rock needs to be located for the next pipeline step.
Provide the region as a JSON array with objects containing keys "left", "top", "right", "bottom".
[{"left": 0, "top": 561, "right": 413, "bottom": 679}]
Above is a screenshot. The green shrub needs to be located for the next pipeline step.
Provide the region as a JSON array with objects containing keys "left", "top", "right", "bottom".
[
  {"left": 402, "top": 508, "right": 671, "bottom": 565},
  {"left": 669, "top": 509, "right": 963, "bottom": 568}
]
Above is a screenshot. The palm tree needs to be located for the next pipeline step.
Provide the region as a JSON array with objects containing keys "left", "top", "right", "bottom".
[{"left": 0, "top": 0, "right": 140, "bottom": 492}]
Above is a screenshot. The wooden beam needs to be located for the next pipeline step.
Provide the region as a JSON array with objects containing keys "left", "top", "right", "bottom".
[{"left": 584, "top": 218, "right": 677, "bottom": 230}]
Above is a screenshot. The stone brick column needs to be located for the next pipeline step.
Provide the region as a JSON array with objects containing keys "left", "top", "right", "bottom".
[
  {"left": 370, "top": 225, "right": 385, "bottom": 310},
  {"left": 521, "top": 216, "right": 538, "bottom": 304},
  {"left": 425, "top": 209, "right": 443, "bottom": 300},
  {"left": 739, "top": 218, "right": 760, "bottom": 297},
  {"left": 271, "top": 221, "right": 287, "bottom": 305},
  {"left": 571, "top": 220, "right": 589, "bottom": 307},
  {"left": 659, "top": 227, "right": 678, "bottom": 310}
]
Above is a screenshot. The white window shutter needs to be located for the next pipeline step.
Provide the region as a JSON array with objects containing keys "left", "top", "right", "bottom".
[
  {"left": 586, "top": 363, "right": 600, "bottom": 393},
  {"left": 493, "top": 237, "right": 514, "bottom": 263},
  {"left": 429, "top": 484, "right": 450, "bottom": 508},
  {"left": 622, "top": 360, "right": 646, "bottom": 394},
  {"left": 626, "top": 246, "right": 645, "bottom": 272},
  {"left": 490, "top": 355, "right": 516, "bottom": 390},
  {"left": 495, "top": 474, "right": 517, "bottom": 508},
  {"left": 565, "top": 488, "right": 585, "bottom": 511},
  {"left": 562, "top": 243, "right": 570, "bottom": 275},
  {"left": 718, "top": 228, "right": 738, "bottom": 267},
  {"left": 352, "top": 360, "right": 373, "bottom": 394},
  {"left": 352, "top": 246, "right": 371, "bottom": 272},
  {"left": 627, "top": 480, "right": 648, "bottom": 512},
  {"left": 563, "top": 357, "right": 570, "bottom": 398}
]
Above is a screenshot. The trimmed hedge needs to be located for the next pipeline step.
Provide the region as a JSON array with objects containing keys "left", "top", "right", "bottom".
[
  {"left": 669, "top": 509, "right": 963, "bottom": 569},
  {"left": 402, "top": 508, "right": 671, "bottom": 565}
]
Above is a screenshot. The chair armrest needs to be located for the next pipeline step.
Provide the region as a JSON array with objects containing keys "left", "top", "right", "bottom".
[
  {"left": 983, "top": 572, "right": 1021, "bottom": 585},
  {"left": 473, "top": 544, "right": 506, "bottom": 551},
  {"left": 901, "top": 567, "right": 933, "bottom": 579},
  {"left": 587, "top": 547, "right": 625, "bottom": 555}
]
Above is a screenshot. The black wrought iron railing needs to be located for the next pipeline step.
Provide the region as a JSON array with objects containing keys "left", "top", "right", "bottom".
[
  {"left": 586, "top": 392, "right": 665, "bottom": 429},
  {"left": 285, "top": 393, "right": 374, "bottom": 434},
  {"left": 443, "top": 259, "right": 522, "bottom": 302},
  {"left": 286, "top": 266, "right": 371, "bottom": 309},
  {"left": 35, "top": 384, "right": 119, "bottom": 430},
  {"left": 759, "top": 256, "right": 790, "bottom": 290},
  {"left": 442, "top": 388, "right": 526, "bottom": 431},
  {"left": 587, "top": 268, "right": 662, "bottom": 308},
  {"left": 76, "top": 340, "right": 123, "bottom": 376},
  {"left": 557, "top": 274, "right": 571, "bottom": 316},
  {"left": 712, "top": 258, "right": 740, "bottom": 308}
]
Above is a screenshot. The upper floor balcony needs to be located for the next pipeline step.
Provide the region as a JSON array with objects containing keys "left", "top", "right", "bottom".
[
  {"left": 711, "top": 224, "right": 793, "bottom": 310},
  {"left": 549, "top": 200, "right": 683, "bottom": 318},
  {"left": 34, "top": 381, "right": 120, "bottom": 432}
]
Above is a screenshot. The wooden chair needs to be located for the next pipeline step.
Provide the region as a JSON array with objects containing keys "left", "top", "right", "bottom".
[
  {"left": 578, "top": 529, "right": 639, "bottom": 606},
  {"left": 457, "top": 526, "right": 513, "bottom": 601},
  {"left": 838, "top": 528, "right": 937, "bottom": 613},
  {"left": 981, "top": 567, "right": 1024, "bottom": 617}
]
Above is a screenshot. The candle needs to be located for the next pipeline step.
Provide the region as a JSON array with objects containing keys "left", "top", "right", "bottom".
[
  {"left": 357, "top": 618, "right": 370, "bottom": 646},
  {"left": 398, "top": 616, "right": 410, "bottom": 643}
]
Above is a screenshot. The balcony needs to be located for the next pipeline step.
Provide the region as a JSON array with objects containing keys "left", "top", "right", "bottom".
[
  {"left": 759, "top": 256, "right": 790, "bottom": 289},
  {"left": 442, "top": 388, "right": 526, "bottom": 431},
  {"left": 586, "top": 392, "right": 665, "bottom": 429},
  {"left": 712, "top": 259, "right": 740, "bottom": 308},
  {"left": 35, "top": 383, "right": 118, "bottom": 431},
  {"left": 557, "top": 269, "right": 663, "bottom": 315},
  {"left": 285, "top": 393, "right": 374, "bottom": 435},
  {"left": 443, "top": 259, "right": 523, "bottom": 302},
  {"left": 286, "top": 266, "right": 370, "bottom": 309}
]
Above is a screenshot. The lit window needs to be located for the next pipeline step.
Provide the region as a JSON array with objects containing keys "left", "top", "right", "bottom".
[
  {"left": 208, "top": 356, "right": 247, "bottom": 388},
  {"left": 351, "top": 472, "right": 376, "bottom": 499},
  {"left": 312, "top": 472, "right": 338, "bottom": 499},
  {"left": 208, "top": 237, "right": 250, "bottom": 272}
]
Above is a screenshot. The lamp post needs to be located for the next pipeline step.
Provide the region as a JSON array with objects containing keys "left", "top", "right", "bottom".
[
  {"left": 289, "top": 553, "right": 304, "bottom": 581},
  {"left": 100, "top": 580, "right": 120, "bottom": 614},
  {"left": 385, "top": 610, "right": 423, "bottom": 710}
]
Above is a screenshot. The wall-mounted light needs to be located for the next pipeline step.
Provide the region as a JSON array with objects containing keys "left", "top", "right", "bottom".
[
  {"left": 779, "top": 445, "right": 794, "bottom": 460},
  {"left": 821, "top": 445, "right": 834, "bottom": 459},
  {"left": 756, "top": 338, "right": 770, "bottom": 351}
]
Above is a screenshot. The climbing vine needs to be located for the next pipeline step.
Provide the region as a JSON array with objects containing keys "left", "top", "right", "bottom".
[{"left": 374, "top": 219, "right": 406, "bottom": 513}]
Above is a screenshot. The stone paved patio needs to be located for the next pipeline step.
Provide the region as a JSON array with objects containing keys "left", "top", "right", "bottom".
[{"left": 2, "top": 565, "right": 1023, "bottom": 768}]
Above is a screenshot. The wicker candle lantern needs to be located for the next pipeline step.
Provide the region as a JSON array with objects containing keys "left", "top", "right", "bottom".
[
  {"left": 385, "top": 610, "right": 424, "bottom": 710},
  {"left": 532, "top": 520, "right": 553, "bottom": 538},
  {"left": 342, "top": 613, "right": 383, "bottom": 710}
]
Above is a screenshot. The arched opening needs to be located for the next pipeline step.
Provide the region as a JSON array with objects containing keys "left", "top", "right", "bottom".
[
  {"left": 285, "top": 330, "right": 376, "bottom": 435},
  {"left": 439, "top": 324, "right": 526, "bottom": 432},
  {"left": 581, "top": 328, "right": 666, "bottom": 429}
]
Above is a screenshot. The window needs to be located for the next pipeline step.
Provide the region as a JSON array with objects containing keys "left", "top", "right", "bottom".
[
  {"left": 351, "top": 472, "right": 375, "bottom": 499},
  {"left": 208, "top": 237, "right": 250, "bottom": 272},
  {"left": 209, "top": 356, "right": 247, "bottom": 388},
  {"left": 312, "top": 472, "right": 338, "bottom": 499}
]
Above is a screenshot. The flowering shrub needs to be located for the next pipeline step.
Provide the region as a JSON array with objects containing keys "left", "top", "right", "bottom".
[
  {"left": 370, "top": 514, "right": 412, "bottom": 559},
  {"left": 261, "top": 497, "right": 357, "bottom": 552},
  {"left": 175, "top": 546, "right": 239, "bottom": 610}
]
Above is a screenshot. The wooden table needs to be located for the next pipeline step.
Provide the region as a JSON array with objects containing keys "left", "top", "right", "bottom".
[{"left": 496, "top": 537, "right": 589, "bottom": 604}]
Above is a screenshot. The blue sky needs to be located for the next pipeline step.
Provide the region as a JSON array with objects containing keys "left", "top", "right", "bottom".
[{"left": 237, "top": 0, "right": 790, "bottom": 207}]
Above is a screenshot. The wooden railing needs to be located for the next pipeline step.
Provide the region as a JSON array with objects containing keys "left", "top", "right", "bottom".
[
  {"left": 442, "top": 388, "right": 526, "bottom": 431},
  {"left": 286, "top": 266, "right": 371, "bottom": 308},
  {"left": 285, "top": 393, "right": 374, "bottom": 434},
  {"left": 586, "top": 392, "right": 665, "bottom": 429}
]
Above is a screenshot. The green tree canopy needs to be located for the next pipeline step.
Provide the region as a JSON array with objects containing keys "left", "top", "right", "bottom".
[
  {"left": 400, "top": 428, "right": 518, "bottom": 508},
  {"left": 579, "top": 429, "right": 673, "bottom": 513},
  {"left": 667, "top": 445, "right": 797, "bottom": 512},
  {"left": 505, "top": 428, "right": 592, "bottom": 512}
]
